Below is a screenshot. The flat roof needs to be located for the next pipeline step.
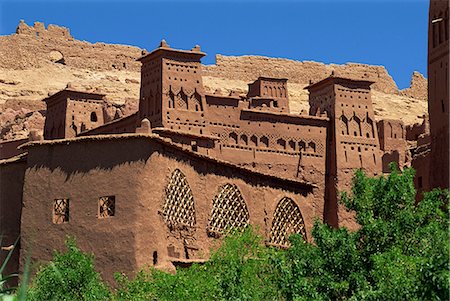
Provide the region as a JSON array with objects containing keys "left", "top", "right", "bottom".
[
  {"left": 257, "top": 76, "right": 288, "bottom": 82},
  {"left": 137, "top": 46, "right": 206, "bottom": 62},
  {"left": 42, "top": 89, "right": 105, "bottom": 104},
  {"left": 304, "top": 76, "right": 375, "bottom": 91}
]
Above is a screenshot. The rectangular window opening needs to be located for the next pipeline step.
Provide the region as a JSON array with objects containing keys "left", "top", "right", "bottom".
[
  {"left": 98, "top": 196, "right": 116, "bottom": 218},
  {"left": 53, "top": 199, "right": 69, "bottom": 224}
]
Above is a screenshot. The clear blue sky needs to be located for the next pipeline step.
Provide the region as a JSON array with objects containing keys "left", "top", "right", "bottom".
[{"left": 0, "top": 0, "right": 429, "bottom": 89}]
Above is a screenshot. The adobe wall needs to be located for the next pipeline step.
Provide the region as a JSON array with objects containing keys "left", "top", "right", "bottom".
[
  {"left": 377, "top": 119, "right": 407, "bottom": 171},
  {"left": 135, "top": 136, "right": 321, "bottom": 270},
  {"left": 203, "top": 55, "right": 400, "bottom": 94},
  {"left": 1, "top": 21, "right": 143, "bottom": 71},
  {"left": 406, "top": 115, "right": 429, "bottom": 141},
  {"left": 428, "top": 0, "right": 449, "bottom": 190},
  {"left": 20, "top": 137, "right": 146, "bottom": 283},
  {"left": 20, "top": 135, "right": 320, "bottom": 284},
  {"left": 400, "top": 71, "right": 428, "bottom": 100},
  {"left": 0, "top": 155, "right": 26, "bottom": 286},
  {"left": 0, "top": 138, "right": 28, "bottom": 159}
]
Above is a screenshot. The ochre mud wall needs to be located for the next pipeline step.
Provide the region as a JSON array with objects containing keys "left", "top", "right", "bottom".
[
  {"left": 0, "top": 155, "right": 26, "bottom": 286},
  {"left": 20, "top": 135, "right": 321, "bottom": 284}
]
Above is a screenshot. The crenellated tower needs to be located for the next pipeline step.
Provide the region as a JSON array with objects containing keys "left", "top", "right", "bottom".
[
  {"left": 306, "top": 76, "right": 382, "bottom": 227},
  {"left": 137, "top": 40, "right": 208, "bottom": 135}
]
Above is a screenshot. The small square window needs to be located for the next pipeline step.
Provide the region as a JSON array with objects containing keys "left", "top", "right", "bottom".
[
  {"left": 98, "top": 196, "right": 115, "bottom": 218},
  {"left": 53, "top": 199, "right": 69, "bottom": 224}
]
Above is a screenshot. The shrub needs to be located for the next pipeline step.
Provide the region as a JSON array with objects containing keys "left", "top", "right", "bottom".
[{"left": 27, "top": 238, "right": 110, "bottom": 301}]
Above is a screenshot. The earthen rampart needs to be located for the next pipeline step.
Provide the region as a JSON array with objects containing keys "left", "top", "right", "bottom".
[
  {"left": 203, "top": 54, "right": 401, "bottom": 94},
  {"left": 0, "top": 21, "right": 143, "bottom": 71}
]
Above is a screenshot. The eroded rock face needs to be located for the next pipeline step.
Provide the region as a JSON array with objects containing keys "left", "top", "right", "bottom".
[
  {"left": 0, "top": 20, "right": 428, "bottom": 141},
  {"left": 401, "top": 71, "right": 428, "bottom": 100}
]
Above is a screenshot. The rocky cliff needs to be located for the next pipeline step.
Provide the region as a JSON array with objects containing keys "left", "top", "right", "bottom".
[{"left": 0, "top": 21, "right": 428, "bottom": 141}]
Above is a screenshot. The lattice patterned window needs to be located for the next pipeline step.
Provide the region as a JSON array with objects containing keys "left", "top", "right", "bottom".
[
  {"left": 163, "top": 169, "right": 196, "bottom": 230},
  {"left": 53, "top": 199, "right": 69, "bottom": 224},
  {"left": 207, "top": 184, "right": 249, "bottom": 237},
  {"left": 269, "top": 197, "right": 306, "bottom": 247},
  {"left": 98, "top": 196, "right": 115, "bottom": 218}
]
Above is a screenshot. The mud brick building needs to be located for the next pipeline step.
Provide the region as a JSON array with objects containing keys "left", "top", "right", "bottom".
[{"left": 1, "top": 0, "right": 448, "bottom": 284}]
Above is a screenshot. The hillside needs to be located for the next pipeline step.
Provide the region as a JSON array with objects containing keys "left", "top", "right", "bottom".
[{"left": 0, "top": 21, "right": 428, "bottom": 140}]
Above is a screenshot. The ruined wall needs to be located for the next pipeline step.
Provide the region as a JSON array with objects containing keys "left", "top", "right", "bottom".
[
  {"left": 401, "top": 71, "right": 428, "bottom": 100},
  {"left": 203, "top": 55, "right": 401, "bottom": 94},
  {"left": 0, "top": 21, "right": 143, "bottom": 71}
]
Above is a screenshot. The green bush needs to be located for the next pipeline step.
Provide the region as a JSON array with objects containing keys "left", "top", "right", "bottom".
[
  {"left": 276, "top": 167, "right": 449, "bottom": 300},
  {"left": 114, "top": 227, "right": 281, "bottom": 301},
  {"left": 27, "top": 238, "right": 110, "bottom": 301}
]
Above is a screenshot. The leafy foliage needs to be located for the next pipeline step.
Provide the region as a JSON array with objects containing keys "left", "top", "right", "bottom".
[
  {"left": 277, "top": 166, "right": 449, "bottom": 300},
  {"left": 0, "top": 237, "right": 19, "bottom": 300},
  {"left": 26, "top": 238, "right": 110, "bottom": 301},
  {"left": 114, "top": 227, "right": 281, "bottom": 301}
]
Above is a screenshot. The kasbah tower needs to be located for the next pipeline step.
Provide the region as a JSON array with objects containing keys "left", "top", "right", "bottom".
[{"left": 0, "top": 0, "right": 448, "bottom": 285}]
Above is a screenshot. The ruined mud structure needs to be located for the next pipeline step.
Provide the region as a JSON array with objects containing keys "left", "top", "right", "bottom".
[{"left": 0, "top": 0, "right": 448, "bottom": 284}]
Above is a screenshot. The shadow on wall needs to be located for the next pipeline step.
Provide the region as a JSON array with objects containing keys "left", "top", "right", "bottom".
[
  {"left": 382, "top": 151, "right": 400, "bottom": 173},
  {"left": 26, "top": 136, "right": 313, "bottom": 196}
]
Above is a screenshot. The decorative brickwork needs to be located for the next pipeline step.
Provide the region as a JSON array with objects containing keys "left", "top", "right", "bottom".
[
  {"left": 163, "top": 169, "right": 196, "bottom": 230},
  {"left": 207, "top": 183, "right": 249, "bottom": 236},
  {"left": 269, "top": 197, "right": 306, "bottom": 246}
]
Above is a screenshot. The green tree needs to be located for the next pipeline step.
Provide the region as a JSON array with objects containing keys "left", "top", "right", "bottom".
[
  {"left": 27, "top": 238, "right": 110, "bottom": 301},
  {"left": 277, "top": 166, "right": 449, "bottom": 300},
  {"left": 114, "top": 227, "right": 281, "bottom": 301}
]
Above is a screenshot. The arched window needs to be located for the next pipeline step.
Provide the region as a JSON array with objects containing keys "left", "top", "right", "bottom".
[
  {"left": 299, "top": 140, "right": 306, "bottom": 151},
  {"left": 229, "top": 132, "right": 238, "bottom": 144},
  {"left": 90, "top": 112, "right": 98, "bottom": 122},
  {"left": 207, "top": 183, "right": 249, "bottom": 237},
  {"left": 363, "top": 117, "right": 374, "bottom": 138},
  {"left": 288, "top": 140, "right": 296, "bottom": 151},
  {"left": 191, "top": 91, "right": 203, "bottom": 112},
  {"left": 269, "top": 197, "right": 307, "bottom": 246},
  {"left": 339, "top": 115, "right": 349, "bottom": 135},
  {"left": 168, "top": 89, "right": 175, "bottom": 108},
  {"left": 176, "top": 89, "right": 188, "bottom": 110},
  {"left": 308, "top": 141, "right": 316, "bottom": 152},
  {"left": 260, "top": 136, "right": 269, "bottom": 147},
  {"left": 250, "top": 135, "right": 258, "bottom": 147},
  {"left": 350, "top": 116, "right": 362, "bottom": 136},
  {"left": 241, "top": 134, "right": 248, "bottom": 145},
  {"left": 162, "top": 169, "right": 196, "bottom": 231},
  {"left": 277, "top": 138, "right": 286, "bottom": 150}
]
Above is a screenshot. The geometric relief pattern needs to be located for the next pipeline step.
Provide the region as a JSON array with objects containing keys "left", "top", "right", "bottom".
[
  {"left": 98, "top": 196, "right": 115, "bottom": 218},
  {"left": 269, "top": 197, "right": 306, "bottom": 246},
  {"left": 162, "top": 169, "right": 196, "bottom": 230},
  {"left": 207, "top": 183, "right": 249, "bottom": 237},
  {"left": 53, "top": 198, "right": 69, "bottom": 224}
]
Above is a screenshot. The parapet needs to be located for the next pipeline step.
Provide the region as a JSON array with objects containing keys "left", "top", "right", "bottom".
[
  {"left": 137, "top": 40, "right": 206, "bottom": 62},
  {"left": 16, "top": 20, "right": 72, "bottom": 39},
  {"left": 305, "top": 75, "right": 375, "bottom": 92}
]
